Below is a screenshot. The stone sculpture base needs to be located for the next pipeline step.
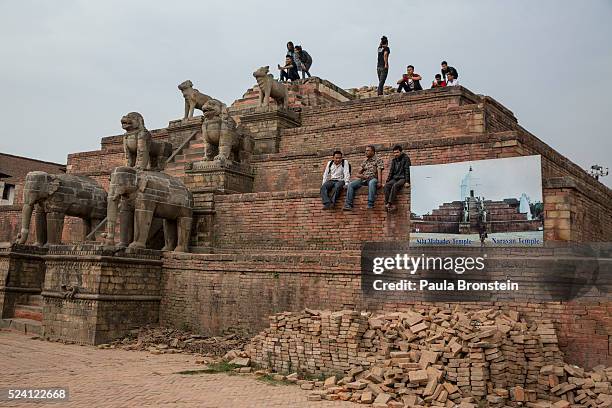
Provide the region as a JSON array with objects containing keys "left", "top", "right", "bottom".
[
  {"left": 236, "top": 106, "right": 300, "bottom": 154},
  {"left": 0, "top": 244, "right": 47, "bottom": 322},
  {"left": 183, "top": 160, "right": 255, "bottom": 253},
  {"left": 41, "top": 244, "right": 162, "bottom": 345},
  {"left": 459, "top": 222, "right": 471, "bottom": 234},
  {"left": 185, "top": 159, "right": 254, "bottom": 194}
]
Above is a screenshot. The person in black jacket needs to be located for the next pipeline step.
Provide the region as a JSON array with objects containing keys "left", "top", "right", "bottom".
[
  {"left": 441, "top": 61, "right": 459, "bottom": 81},
  {"left": 384, "top": 145, "right": 410, "bottom": 212},
  {"left": 294, "top": 45, "right": 312, "bottom": 79}
]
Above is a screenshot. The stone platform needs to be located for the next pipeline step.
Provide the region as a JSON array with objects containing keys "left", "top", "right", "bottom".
[
  {"left": 1, "top": 84, "right": 611, "bottom": 367},
  {"left": 1, "top": 244, "right": 162, "bottom": 345}
]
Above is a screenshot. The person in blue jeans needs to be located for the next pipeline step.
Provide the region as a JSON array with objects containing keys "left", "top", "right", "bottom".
[
  {"left": 343, "top": 145, "right": 384, "bottom": 210},
  {"left": 320, "top": 150, "right": 351, "bottom": 210}
]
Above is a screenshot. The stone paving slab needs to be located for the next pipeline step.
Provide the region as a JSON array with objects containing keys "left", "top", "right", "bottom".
[{"left": 0, "top": 330, "right": 354, "bottom": 407}]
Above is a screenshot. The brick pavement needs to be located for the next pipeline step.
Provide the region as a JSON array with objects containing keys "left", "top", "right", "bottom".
[{"left": 0, "top": 330, "right": 354, "bottom": 407}]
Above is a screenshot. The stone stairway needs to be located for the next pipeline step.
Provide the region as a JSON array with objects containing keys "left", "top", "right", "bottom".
[
  {"left": 165, "top": 134, "right": 205, "bottom": 179},
  {"left": 0, "top": 294, "right": 42, "bottom": 335}
]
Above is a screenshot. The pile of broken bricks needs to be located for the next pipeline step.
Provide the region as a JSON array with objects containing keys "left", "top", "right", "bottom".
[
  {"left": 243, "top": 307, "right": 611, "bottom": 407},
  {"left": 100, "top": 326, "right": 250, "bottom": 357}
]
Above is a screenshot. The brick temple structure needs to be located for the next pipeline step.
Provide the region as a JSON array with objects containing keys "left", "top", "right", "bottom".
[
  {"left": 0, "top": 153, "right": 66, "bottom": 241},
  {"left": 1, "top": 80, "right": 610, "bottom": 368},
  {"left": 413, "top": 197, "right": 543, "bottom": 234}
]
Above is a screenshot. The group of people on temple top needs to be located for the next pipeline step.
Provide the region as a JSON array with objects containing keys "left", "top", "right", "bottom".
[
  {"left": 277, "top": 37, "right": 459, "bottom": 93},
  {"left": 278, "top": 41, "right": 313, "bottom": 82},
  {"left": 321, "top": 145, "right": 410, "bottom": 213},
  {"left": 377, "top": 35, "right": 460, "bottom": 95}
]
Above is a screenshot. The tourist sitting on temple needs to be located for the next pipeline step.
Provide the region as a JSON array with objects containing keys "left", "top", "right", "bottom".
[
  {"left": 431, "top": 73, "right": 446, "bottom": 88},
  {"left": 396, "top": 65, "right": 422, "bottom": 93},
  {"left": 446, "top": 71, "right": 459, "bottom": 86},
  {"left": 384, "top": 145, "right": 410, "bottom": 213},
  {"left": 321, "top": 151, "right": 351, "bottom": 210},
  {"left": 278, "top": 56, "right": 300, "bottom": 82},
  {"left": 343, "top": 145, "right": 384, "bottom": 211},
  {"left": 294, "top": 45, "right": 312, "bottom": 79},
  {"left": 441, "top": 60, "right": 459, "bottom": 81}
]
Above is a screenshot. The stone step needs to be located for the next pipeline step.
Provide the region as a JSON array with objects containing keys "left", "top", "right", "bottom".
[
  {"left": 29, "top": 294, "right": 43, "bottom": 306},
  {"left": 14, "top": 304, "right": 43, "bottom": 321},
  {"left": 183, "top": 151, "right": 205, "bottom": 160},
  {"left": 0, "top": 318, "right": 42, "bottom": 336}
]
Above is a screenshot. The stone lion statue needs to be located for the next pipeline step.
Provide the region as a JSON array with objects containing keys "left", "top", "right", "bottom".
[
  {"left": 178, "top": 80, "right": 213, "bottom": 119},
  {"left": 201, "top": 99, "right": 253, "bottom": 163},
  {"left": 122, "top": 112, "right": 173, "bottom": 171},
  {"left": 253, "top": 66, "right": 288, "bottom": 108}
]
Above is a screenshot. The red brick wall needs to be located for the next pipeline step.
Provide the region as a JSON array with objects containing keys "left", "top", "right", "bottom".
[
  {"left": 0, "top": 206, "right": 23, "bottom": 243},
  {"left": 159, "top": 250, "right": 611, "bottom": 369},
  {"left": 66, "top": 149, "right": 124, "bottom": 179},
  {"left": 254, "top": 133, "right": 513, "bottom": 193},
  {"left": 213, "top": 189, "right": 410, "bottom": 251},
  {"left": 298, "top": 86, "right": 481, "bottom": 127},
  {"left": 278, "top": 106, "right": 486, "bottom": 155}
]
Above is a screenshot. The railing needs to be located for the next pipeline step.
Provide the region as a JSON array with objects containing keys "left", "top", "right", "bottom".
[{"left": 166, "top": 130, "right": 199, "bottom": 164}]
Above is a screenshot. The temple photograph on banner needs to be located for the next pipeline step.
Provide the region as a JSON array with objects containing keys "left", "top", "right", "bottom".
[{"left": 410, "top": 155, "right": 544, "bottom": 247}]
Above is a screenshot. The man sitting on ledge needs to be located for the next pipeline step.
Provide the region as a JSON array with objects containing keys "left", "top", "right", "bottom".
[
  {"left": 397, "top": 65, "right": 423, "bottom": 93},
  {"left": 384, "top": 145, "right": 411, "bottom": 212},
  {"left": 321, "top": 150, "right": 350, "bottom": 210},
  {"left": 446, "top": 71, "right": 459, "bottom": 86},
  {"left": 343, "top": 145, "right": 384, "bottom": 211}
]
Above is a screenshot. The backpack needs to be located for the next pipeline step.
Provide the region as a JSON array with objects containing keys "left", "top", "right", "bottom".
[{"left": 328, "top": 159, "right": 351, "bottom": 175}]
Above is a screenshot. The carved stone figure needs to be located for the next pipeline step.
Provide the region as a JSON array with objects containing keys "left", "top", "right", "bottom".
[
  {"left": 253, "top": 66, "right": 288, "bottom": 108},
  {"left": 463, "top": 199, "right": 469, "bottom": 223},
  {"left": 17, "top": 171, "right": 107, "bottom": 246},
  {"left": 60, "top": 284, "right": 79, "bottom": 299},
  {"left": 104, "top": 167, "right": 193, "bottom": 253},
  {"left": 178, "top": 80, "right": 213, "bottom": 119},
  {"left": 201, "top": 99, "right": 253, "bottom": 163},
  {"left": 122, "top": 112, "right": 172, "bottom": 171}
]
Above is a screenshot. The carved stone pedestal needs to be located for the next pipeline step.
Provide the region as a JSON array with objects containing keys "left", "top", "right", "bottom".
[
  {"left": 183, "top": 160, "right": 255, "bottom": 252},
  {"left": 41, "top": 244, "right": 162, "bottom": 345},
  {"left": 236, "top": 106, "right": 300, "bottom": 154},
  {"left": 185, "top": 159, "right": 254, "bottom": 194},
  {"left": 459, "top": 222, "right": 471, "bottom": 234},
  {"left": 0, "top": 244, "right": 47, "bottom": 322}
]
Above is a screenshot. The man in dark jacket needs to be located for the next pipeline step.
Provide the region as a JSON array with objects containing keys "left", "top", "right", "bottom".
[
  {"left": 384, "top": 145, "right": 411, "bottom": 212},
  {"left": 294, "top": 45, "right": 312, "bottom": 79},
  {"left": 441, "top": 61, "right": 459, "bottom": 81}
]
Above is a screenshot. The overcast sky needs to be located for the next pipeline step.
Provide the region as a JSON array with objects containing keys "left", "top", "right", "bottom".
[
  {"left": 0, "top": 0, "right": 610, "bottom": 187},
  {"left": 411, "top": 155, "right": 542, "bottom": 216}
]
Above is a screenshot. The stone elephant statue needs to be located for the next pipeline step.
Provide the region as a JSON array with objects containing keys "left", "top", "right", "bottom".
[
  {"left": 201, "top": 99, "right": 253, "bottom": 163},
  {"left": 17, "top": 171, "right": 107, "bottom": 246},
  {"left": 104, "top": 166, "right": 193, "bottom": 253}
]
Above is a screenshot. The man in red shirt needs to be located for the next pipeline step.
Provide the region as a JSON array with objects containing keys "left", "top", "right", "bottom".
[
  {"left": 431, "top": 74, "right": 446, "bottom": 88},
  {"left": 396, "top": 65, "right": 422, "bottom": 93}
]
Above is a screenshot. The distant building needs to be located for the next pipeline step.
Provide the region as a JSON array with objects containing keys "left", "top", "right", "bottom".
[{"left": 0, "top": 152, "right": 65, "bottom": 241}]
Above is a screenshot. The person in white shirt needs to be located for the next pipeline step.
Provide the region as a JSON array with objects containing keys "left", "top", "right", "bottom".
[
  {"left": 446, "top": 71, "right": 459, "bottom": 86},
  {"left": 321, "top": 151, "right": 351, "bottom": 210}
]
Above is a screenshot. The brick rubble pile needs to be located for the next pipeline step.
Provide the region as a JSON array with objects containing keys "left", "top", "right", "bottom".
[
  {"left": 346, "top": 85, "right": 397, "bottom": 98},
  {"left": 244, "top": 308, "right": 612, "bottom": 407},
  {"left": 100, "top": 326, "right": 249, "bottom": 357}
]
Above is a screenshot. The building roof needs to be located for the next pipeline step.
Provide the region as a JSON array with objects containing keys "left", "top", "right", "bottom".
[{"left": 0, "top": 152, "right": 66, "bottom": 183}]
